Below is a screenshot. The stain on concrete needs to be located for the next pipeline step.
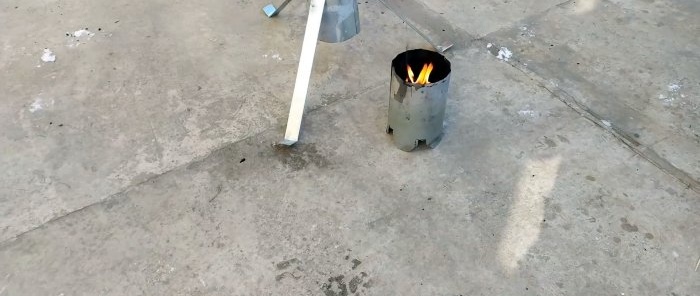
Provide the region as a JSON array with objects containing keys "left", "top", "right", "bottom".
[
  {"left": 348, "top": 272, "right": 368, "bottom": 293},
  {"left": 552, "top": 203, "right": 562, "bottom": 213},
  {"left": 557, "top": 135, "right": 570, "bottom": 143},
  {"left": 665, "top": 187, "right": 678, "bottom": 196},
  {"left": 322, "top": 275, "right": 348, "bottom": 296},
  {"left": 351, "top": 259, "right": 361, "bottom": 270},
  {"left": 620, "top": 218, "right": 639, "bottom": 232},
  {"left": 586, "top": 175, "right": 596, "bottom": 181},
  {"left": 544, "top": 137, "right": 557, "bottom": 148},
  {"left": 276, "top": 258, "right": 300, "bottom": 270},
  {"left": 545, "top": 201, "right": 562, "bottom": 221},
  {"left": 275, "top": 258, "right": 302, "bottom": 281},
  {"left": 578, "top": 207, "right": 589, "bottom": 215},
  {"left": 320, "top": 93, "right": 350, "bottom": 107},
  {"left": 273, "top": 143, "right": 329, "bottom": 171},
  {"left": 644, "top": 233, "right": 654, "bottom": 240},
  {"left": 275, "top": 271, "right": 301, "bottom": 281}
]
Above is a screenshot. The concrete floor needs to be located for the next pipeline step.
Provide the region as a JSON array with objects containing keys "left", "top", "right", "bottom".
[{"left": 1, "top": 0, "right": 699, "bottom": 295}]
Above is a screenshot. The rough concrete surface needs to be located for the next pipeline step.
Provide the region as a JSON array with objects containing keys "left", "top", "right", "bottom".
[{"left": 0, "top": 0, "right": 698, "bottom": 295}]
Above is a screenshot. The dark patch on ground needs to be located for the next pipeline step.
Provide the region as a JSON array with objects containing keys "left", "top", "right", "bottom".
[
  {"left": 322, "top": 275, "right": 348, "bottom": 296},
  {"left": 320, "top": 93, "right": 350, "bottom": 107},
  {"left": 620, "top": 217, "right": 639, "bottom": 232},
  {"left": 351, "top": 259, "right": 361, "bottom": 270},
  {"left": 323, "top": 272, "right": 371, "bottom": 295},
  {"left": 275, "top": 258, "right": 303, "bottom": 281},
  {"left": 349, "top": 272, "right": 368, "bottom": 293},
  {"left": 276, "top": 258, "right": 301, "bottom": 270},
  {"left": 544, "top": 137, "right": 557, "bottom": 148},
  {"left": 275, "top": 272, "right": 301, "bottom": 281},
  {"left": 273, "top": 143, "right": 329, "bottom": 171}
]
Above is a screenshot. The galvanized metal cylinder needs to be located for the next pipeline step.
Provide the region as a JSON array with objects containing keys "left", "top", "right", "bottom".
[
  {"left": 387, "top": 49, "right": 451, "bottom": 151},
  {"left": 319, "top": 0, "right": 360, "bottom": 43}
]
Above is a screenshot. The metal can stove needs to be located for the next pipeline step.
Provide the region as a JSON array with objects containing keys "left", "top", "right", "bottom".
[{"left": 387, "top": 49, "right": 452, "bottom": 151}]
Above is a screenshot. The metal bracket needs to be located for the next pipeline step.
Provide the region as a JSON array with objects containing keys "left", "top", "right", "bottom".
[{"left": 263, "top": 0, "right": 293, "bottom": 17}]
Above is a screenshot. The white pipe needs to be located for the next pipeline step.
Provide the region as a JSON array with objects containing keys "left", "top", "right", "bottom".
[{"left": 281, "top": 0, "right": 326, "bottom": 145}]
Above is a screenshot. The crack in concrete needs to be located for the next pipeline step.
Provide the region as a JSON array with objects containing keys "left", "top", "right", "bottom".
[
  {"left": 457, "top": 0, "right": 700, "bottom": 193},
  {"left": 474, "top": 0, "right": 576, "bottom": 39},
  {"left": 484, "top": 42, "right": 700, "bottom": 194},
  {"left": 208, "top": 184, "right": 223, "bottom": 203},
  {"left": 0, "top": 81, "right": 385, "bottom": 246},
  {"left": 5, "top": 0, "right": 697, "bottom": 246}
]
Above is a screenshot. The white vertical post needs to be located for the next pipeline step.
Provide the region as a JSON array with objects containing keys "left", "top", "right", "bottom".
[{"left": 281, "top": 0, "right": 326, "bottom": 145}]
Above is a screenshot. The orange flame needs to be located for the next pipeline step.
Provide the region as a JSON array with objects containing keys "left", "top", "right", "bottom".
[{"left": 406, "top": 63, "right": 434, "bottom": 85}]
